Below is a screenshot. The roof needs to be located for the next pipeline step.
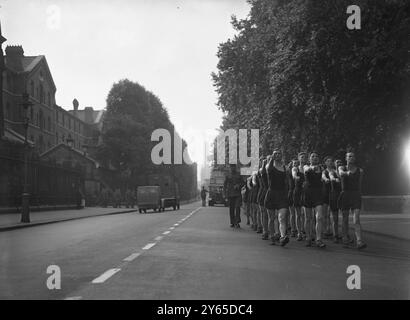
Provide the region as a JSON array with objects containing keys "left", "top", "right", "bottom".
[
  {"left": 21, "top": 56, "right": 44, "bottom": 73},
  {"left": 68, "top": 109, "right": 105, "bottom": 125},
  {"left": 5, "top": 55, "right": 43, "bottom": 73},
  {"left": 39, "top": 143, "right": 100, "bottom": 168},
  {"left": 5, "top": 51, "right": 56, "bottom": 91}
]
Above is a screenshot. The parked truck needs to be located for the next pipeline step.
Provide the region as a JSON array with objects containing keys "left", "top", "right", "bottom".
[{"left": 136, "top": 173, "right": 180, "bottom": 213}]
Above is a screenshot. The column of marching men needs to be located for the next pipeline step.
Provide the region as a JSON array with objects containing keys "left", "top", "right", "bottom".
[{"left": 240, "top": 150, "right": 367, "bottom": 250}]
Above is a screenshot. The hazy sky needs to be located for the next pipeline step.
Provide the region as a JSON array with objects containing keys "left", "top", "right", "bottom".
[{"left": 1, "top": 0, "right": 250, "bottom": 168}]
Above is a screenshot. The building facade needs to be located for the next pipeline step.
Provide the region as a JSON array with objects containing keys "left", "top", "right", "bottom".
[
  {"left": 2, "top": 45, "right": 104, "bottom": 154},
  {"left": 3, "top": 45, "right": 56, "bottom": 153}
]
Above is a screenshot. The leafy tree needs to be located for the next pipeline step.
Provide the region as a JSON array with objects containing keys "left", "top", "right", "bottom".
[
  {"left": 213, "top": 0, "right": 410, "bottom": 193},
  {"left": 97, "top": 79, "right": 198, "bottom": 198}
]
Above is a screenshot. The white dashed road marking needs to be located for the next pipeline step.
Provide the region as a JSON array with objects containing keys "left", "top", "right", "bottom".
[
  {"left": 92, "top": 268, "right": 121, "bottom": 284},
  {"left": 84, "top": 206, "right": 202, "bottom": 293},
  {"left": 123, "top": 253, "right": 141, "bottom": 262},
  {"left": 65, "top": 296, "right": 83, "bottom": 300},
  {"left": 142, "top": 243, "right": 156, "bottom": 250}
]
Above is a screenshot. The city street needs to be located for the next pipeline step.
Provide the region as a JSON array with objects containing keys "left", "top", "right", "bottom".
[{"left": 0, "top": 202, "right": 409, "bottom": 300}]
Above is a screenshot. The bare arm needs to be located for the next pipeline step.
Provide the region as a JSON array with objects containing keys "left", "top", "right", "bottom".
[
  {"left": 329, "top": 170, "right": 338, "bottom": 181},
  {"left": 322, "top": 170, "right": 330, "bottom": 183},
  {"left": 292, "top": 167, "right": 299, "bottom": 180},
  {"left": 247, "top": 178, "right": 252, "bottom": 189},
  {"left": 266, "top": 156, "right": 273, "bottom": 172},
  {"left": 338, "top": 166, "right": 348, "bottom": 177}
]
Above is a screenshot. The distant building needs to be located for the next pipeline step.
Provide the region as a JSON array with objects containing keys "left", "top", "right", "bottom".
[
  {"left": 2, "top": 44, "right": 105, "bottom": 155},
  {"left": 3, "top": 45, "right": 56, "bottom": 153}
]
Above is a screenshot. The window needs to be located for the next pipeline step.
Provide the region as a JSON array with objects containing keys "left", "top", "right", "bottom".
[
  {"left": 56, "top": 132, "right": 59, "bottom": 143},
  {"left": 5, "top": 102, "right": 10, "bottom": 119},
  {"left": 30, "top": 107, "right": 33, "bottom": 122},
  {"left": 47, "top": 116, "right": 51, "bottom": 131},
  {"left": 39, "top": 135, "right": 44, "bottom": 153},
  {"left": 30, "top": 80, "right": 34, "bottom": 97},
  {"left": 47, "top": 92, "right": 50, "bottom": 106},
  {"left": 40, "top": 84, "right": 44, "bottom": 104},
  {"left": 39, "top": 110, "right": 44, "bottom": 130}
]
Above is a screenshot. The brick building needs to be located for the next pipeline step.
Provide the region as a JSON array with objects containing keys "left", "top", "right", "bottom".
[
  {"left": 2, "top": 44, "right": 104, "bottom": 154},
  {"left": 3, "top": 45, "right": 56, "bottom": 152}
]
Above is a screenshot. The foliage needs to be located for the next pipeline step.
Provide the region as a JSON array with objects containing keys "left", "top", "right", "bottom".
[{"left": 212, "top": 0, "right": 410, "bottom": 168}]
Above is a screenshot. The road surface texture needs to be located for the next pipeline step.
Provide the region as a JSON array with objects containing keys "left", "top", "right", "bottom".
[{"left": 0, "top": 201, "right": 409, "bottom": 300}]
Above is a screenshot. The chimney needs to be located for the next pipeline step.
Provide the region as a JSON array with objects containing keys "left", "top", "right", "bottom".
[
  {"left": 72, "top": 98, "right": 79, "bottom": 118},
  {"left": 5, "top": 45, "right": 24, "bottom": 71},
  {"left": 84, "top": 107, "right": 94, "bottom": 124}
]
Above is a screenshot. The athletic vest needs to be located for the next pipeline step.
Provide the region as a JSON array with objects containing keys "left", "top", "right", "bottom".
[
  {"left": 294, "top": 167, "right": 305, "bottom": 191},
  {"left": 341, "top": 167, "right": 361, "bottom": 191},
  {"left": 287, "top": 169, "right": 295, "bottom": 191},
  {"left": 304, "top": 167, "right": 322, "bottom": 189},
  {"left": 268, "top": 165, "right": 287, "bottom": 191},
  {"left": 330, "top": 170, "right": 341, "bottom": 193}
]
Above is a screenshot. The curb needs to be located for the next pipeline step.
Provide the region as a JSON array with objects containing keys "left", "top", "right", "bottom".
[
  {"left": 360, "top": 228, "right": 410, "bottom": 242},
  {"left": 0, "top": 208, "right": 138, "bottom": 232},
  {"left": 0, "top": 199, "right": 200, "bottom": 232}
]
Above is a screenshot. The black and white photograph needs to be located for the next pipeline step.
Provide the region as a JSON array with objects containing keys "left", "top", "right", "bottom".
[{"left": 0, "top": 0, "right": 409, "bottom": 306}]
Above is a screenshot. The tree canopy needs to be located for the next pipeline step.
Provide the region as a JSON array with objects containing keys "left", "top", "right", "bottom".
[
  {"left": 212, "top": 0, "right": 410, "bottom": 193},
  {"left": 213, "top": 0, "right": 410, "bottom": 162}
]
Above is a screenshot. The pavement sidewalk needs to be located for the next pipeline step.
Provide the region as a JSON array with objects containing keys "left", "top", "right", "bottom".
[
  {"left": 0, "top": 207, "right": 138, "bottom": 231},
  {"left": 0, "top": 199, "right": 200, "bottom": 232},
  {"left": 359, "top": 212, "right": 410, "bottom": 241}
]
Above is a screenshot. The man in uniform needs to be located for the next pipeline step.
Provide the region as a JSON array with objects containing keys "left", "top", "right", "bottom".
[{"left": 224, "top": 164, "right": 245, "bottom": 228}]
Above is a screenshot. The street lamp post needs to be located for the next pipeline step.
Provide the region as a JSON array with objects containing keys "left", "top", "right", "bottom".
[{"left": 21, "top": 93, "right": 33, "bottom": 223}]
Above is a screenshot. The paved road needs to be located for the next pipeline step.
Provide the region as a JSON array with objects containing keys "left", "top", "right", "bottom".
[{"left": 0, "top": 202, "right": 409, "bottom": 300}]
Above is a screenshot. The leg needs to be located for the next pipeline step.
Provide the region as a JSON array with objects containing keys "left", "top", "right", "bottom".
[
  {"left": 261, "top": 206, "right": 269, "bottom": 238},
  {"left": 278, "top": 208, "right": 288, "bottom": 238},
  {"left": 322, "top": 203, "right": 329, "bottom": 236},
  {"left": 301, "top": 207, "right": 306, "bottom": 233},
  {"left": 229, "top": 198, "right": 235, "bottom": 226},
  {"left": 312, "top": 211, "right": 316, "bottom": 238},
  {"left": 246, "top": 202, "right": 250, "bottom": 224},
  {"left": 352, "top": 209, "right": 365, "bottom": 246},
  {"left": 273, "top": 210, "right": 280, "bottom": 238},
  {"left": 331, "top": 209, "right": 339, "bottom": 241},
  {"left": 341, "top": 210, "right": 350, "bottom": 243},
  {"left": 289, "top": 205, "right": 296, "bottom": 236},
  {"left": 257, "top": 205, "right": 263, "bottom": 233},
  {"left": 295, "top": 206, "right": 303, "bottom": 240},
  {"left": 267, "top": 209, "right": 275, "bottom": 240},
  {"left": 279, "top": 208, "right": 290, "bottom": 246},
  {"left": 235, "top": 204, "right": 241, "bottom": 226},
  {"left": 252, "top": 204, "right": 257, "bottom": 230},
  {"left": 315, "top": 205, "right": 326, "bottom": 248},
  {"left": 304, "top": 207, "right": 313, "bottom": 244}
]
